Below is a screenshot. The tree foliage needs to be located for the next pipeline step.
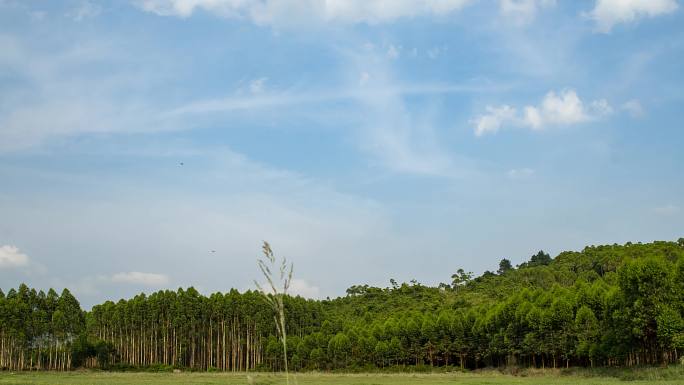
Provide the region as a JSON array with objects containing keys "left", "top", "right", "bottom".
[{"left": 1, "top": 239, "right": 683, "bottom": 371}]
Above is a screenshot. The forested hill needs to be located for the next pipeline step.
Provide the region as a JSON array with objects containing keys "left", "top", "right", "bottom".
[
  {"left": 325, "top": 240, "right": 684, "bottom": 320},
  {"left": 1, "top": 239, "right": 683, "bottom": 372}
]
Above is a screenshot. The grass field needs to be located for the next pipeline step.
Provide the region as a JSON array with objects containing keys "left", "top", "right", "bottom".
[{"left": 0, "top": 371, "right": 683, "bottom": 385}]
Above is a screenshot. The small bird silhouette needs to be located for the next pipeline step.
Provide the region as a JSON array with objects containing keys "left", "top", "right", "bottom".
[
  {"left": 179, "top": 162, "right": 184, "bottom": 166},
  {"left": 210, "top": 250, "right": 216, "bottom": 253}
]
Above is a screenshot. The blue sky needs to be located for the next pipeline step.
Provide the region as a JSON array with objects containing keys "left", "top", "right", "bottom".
[{"left": 1, "top": 0, "right": 683, "bottom": 307}]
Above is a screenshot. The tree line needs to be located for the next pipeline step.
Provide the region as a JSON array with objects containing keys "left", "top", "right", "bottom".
[
  {"left": 1, "top": 239, "right": 683, "bottom": 371},
  {"left": 0, "top": 287, "right": 82, "bottom": 370}
]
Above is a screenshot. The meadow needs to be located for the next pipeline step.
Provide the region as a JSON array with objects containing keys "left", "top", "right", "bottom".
[{"left": 1, "top": 371, "right": 683, "bottom": 385}]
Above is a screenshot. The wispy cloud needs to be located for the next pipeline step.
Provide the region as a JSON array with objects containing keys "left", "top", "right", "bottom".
[
  {"left": 386, "top": 44, "right": 400, "bottom": 59},
  {"left": 0, "top": 35, "right": 177, "bottom": 153},
  {"left": 111, "top": 271, "right": 170, "bottom": 286},
  {"left": 69, "top": 1, "right": 102, "bottom": 22},
  {"left": 249, "top": 77, "right": 268, "bottom": 94},
  {"left": 160, "top": 73, "right": 495, "bottom": 176},
  {"left": 499, "top": 0, "right": 556, "bottom": 25},
  {"left": 653, "top": 204, "right": 680, "bottom": 216},
  {"left": 342, "top": 46, "right": 464, "bottom": 176},
  {"left": 426, "top": 45, "right": 447, "bottom": 59},
  {"left": 0, "top": 100, "right": 162, "bottom": 152},
  {"left": 622, "top": 99, "right": 645, "bottom": 117},
  {"left": 165, "top": 82, "right": 498, "bottom": 117},
  {"left": 507, "top": 168, "right": 535, "bottom": 179}
]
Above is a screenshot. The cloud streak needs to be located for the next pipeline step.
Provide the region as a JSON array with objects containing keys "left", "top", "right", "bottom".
[
  {"left": 507, "top": 168, "right": 535, "bottom": 179},
  {"left": 111, "top": 271, "right": 170, "bottom": 286},
  {"left": 165, "top": 82, "right": 499, "bottom": 117},
  {"left": 653, "top": 204, "right": 680, "bottom": 216}
]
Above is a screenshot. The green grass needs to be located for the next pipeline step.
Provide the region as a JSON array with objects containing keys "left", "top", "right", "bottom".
[{"left": 0, "top": 371, "right": 683, "bottom": 385}]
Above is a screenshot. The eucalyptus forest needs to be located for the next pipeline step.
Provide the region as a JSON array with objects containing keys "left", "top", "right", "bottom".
[{"left": 1, "top": 239, "right": 683, "bottom": 372}]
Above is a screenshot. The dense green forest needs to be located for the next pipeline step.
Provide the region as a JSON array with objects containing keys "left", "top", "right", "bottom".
[{"left": 1, "top": 239, "right": 683, "bottom": 372}]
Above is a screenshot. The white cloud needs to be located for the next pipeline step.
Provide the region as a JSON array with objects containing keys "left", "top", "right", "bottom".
[
  {"left": 289, "top": 278, "right": 321, "bottom": 298},
  {"left": 522, "top": 105, "right": 542, "bottom": 129},
  {"left": 0, "top": 245, "right": 30, "bottom": 268},
  {"left": 586, "top": 0, "right": 678, "bottom": 33},
  {"left": 507, "top": 168, "right": 535, "bottom": 179},
  {"left": 473, "top": 89, "right": 612, "bottom": 135},
  {"left": 499, "top": 0, "right": 556, "bottom": 25},
  {"left": 135, "top": 0, "right": 474, "bottom": 26},
  {"left": 472, "top": 105, "right": 517, "bottom": 136},
  {"left": 256, "top": 278, "right": 321, "bottom": 299},
  {"left": 622, "top": 99, "right": 644, "bottom": 117},
  {"left": 531, "top": 89, "right": 589, "bottom": 125},
  {"left": 653, "top": 204, "right": 680, "bottom": 216},
  {"left": 111, "top": 271, "right": 170, "bottom": 286}
]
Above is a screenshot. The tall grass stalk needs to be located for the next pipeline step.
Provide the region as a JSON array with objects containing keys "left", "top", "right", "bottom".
[{"left": 255, "top": 241, "right": 293, "bottom": 385}]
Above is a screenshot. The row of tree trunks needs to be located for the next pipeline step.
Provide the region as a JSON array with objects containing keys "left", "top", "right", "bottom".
[
  {"left": 0, "top": 334, "right": 71, "bottom": 371},
  {"left": 91, "top": 319, "right": 263, "bottom": 370}
]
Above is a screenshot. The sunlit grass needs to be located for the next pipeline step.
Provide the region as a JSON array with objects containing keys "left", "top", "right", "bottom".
[{"left": 0, "top": 371, "right": 683, "bottom": 385}]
